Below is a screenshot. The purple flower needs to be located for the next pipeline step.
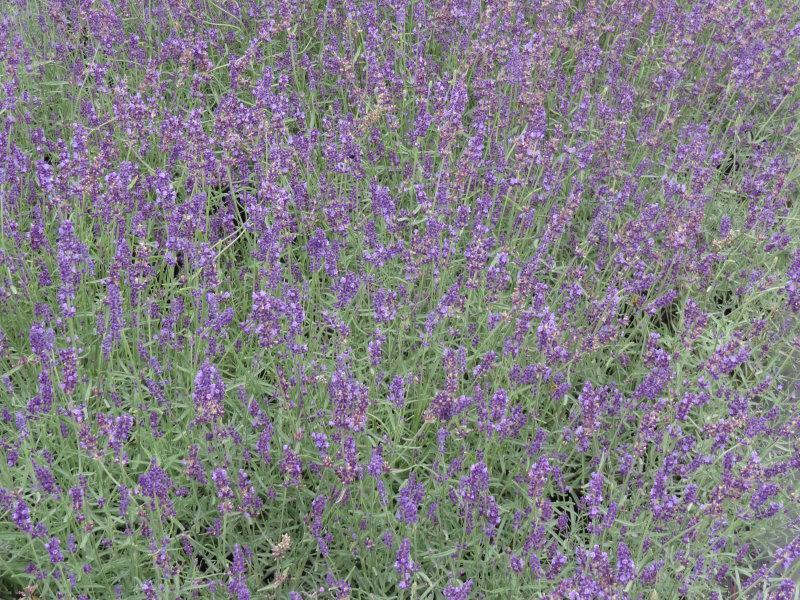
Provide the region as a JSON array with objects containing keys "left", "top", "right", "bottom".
[
  {"left": 509, "top": 554, "right": 524, "bottom": 573},
  {"left": 640, "top": 559, "right": 664, "bottom": 586},
  {"left": 118, "top": 485, "right": 130, "bottom": 518},
  {"left": 102, "top": 282, "right": 125, "bottom": 358},
  {"left": 100, "top": 413, "right": 134, "bottom": 463},
  {"left": 212, "top": 467, "right": 234, "bottom": 514},
  {"left": 786, "top": 250, "right": 800, "bottom": 312},
  {"left": 719, "top": 215, "right": 732, "bottom": 238},
  {"left": 373, "top": 288, "right": 399, "bottom": 323},
  {"left": 281, "top": 445, "right": 302, "bottom": 487},
  {"left": 29, "top": 323, "right": 55, "bottom": 365},
  {"left": 10, "top": 498, "right": 32, "bottom": 533},
  {"left": 56, "top": 219, "right": 93, "bottom": 317},
  {"left": 396, "top": 473, "right": 425, "bottom": 525},
  {"left": 141, "top": 580, "right": 157, "bottom": 600},
  {"left": 244, "top": 286, "right": 304, "bottom": 345},
  {"left": 256, "top": 419, "right": 274, "bottom": 463},
  {"left": 32, "top": 460, "right": 61, "bottom": 497},
  {"left": 770, "top": 579, "right": 796, "bottom": 600},
  {"left": 371, "top": 182, "right": 396, "bottom": 224},
  {"left": 58, "top": 344, "right": 79, "bottom": 395},
  {"left": 368, "top": 327, "right": 386, "bottom": 367},
  {"left": 442, "top": 579, "right": 474, "bottom": 600},
  {"left": 527, "top": 455, "right": 551, "bottom": 499},
  {"left": 616, "top": 542, "right": 636, "bottom": 585},
  {"left": 238, "top": 469, "right": 264, "bottom": 518},
  {"left": 138, "top": 460, "right": 175, "bottom": 517},
  {"left": 389, "top": 375, "right": 406, "bottom": 408},
  {"left": 584, "top": 472, "right": 604, "bottom": 523},
  {"left": 394, "top": 538, "right": 417, "bottom": 590},
  {"left": 309, "top": 495, "right": 329, "bottom": 556},
  {"left": 27, "top": 370, "right": 54, "bottom": 415},
  {"left": 750, "top": 483, "right": 779, "bottom": 512},
  {"left": 45, "top": 536, "right": 64, "bottom": 563},
  {"left": 329, "top": 365, "right": 370, "bottom": 431},
  {"left": 706, "top": 334, "right": 750, "bottom": 380},
  {"left": 193, "top": 360, "right": 225, "bottom": 424},
  {"left": 336, "top": 435, "right": 362, "bottom": 484},
  {"left": 228, "top": 544, "right": 251, "bottom": 600},
  {"left": 457, "top": 461, "right": 501, "bottom": 537},
  {"left": 333, "top": 272, "right": 361, "bottom": 308}
]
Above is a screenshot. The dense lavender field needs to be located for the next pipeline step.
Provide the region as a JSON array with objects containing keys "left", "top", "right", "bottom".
[{"left": 0, "top": 0, "right": 799, "bottom": 598}]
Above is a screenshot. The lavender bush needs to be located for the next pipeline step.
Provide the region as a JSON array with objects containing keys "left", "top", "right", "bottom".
[{"left": 0, "top": 1, "right": 798, "bottom": 598}]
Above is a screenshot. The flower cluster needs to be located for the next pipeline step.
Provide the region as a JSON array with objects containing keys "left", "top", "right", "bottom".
[{"left": 0, "top": 0, "right": 797, "bottom": 598}]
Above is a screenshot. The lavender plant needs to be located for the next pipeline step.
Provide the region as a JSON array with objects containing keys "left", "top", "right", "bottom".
[{"left": 0, "top": 1, "right": 799, "bottom": 599}]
